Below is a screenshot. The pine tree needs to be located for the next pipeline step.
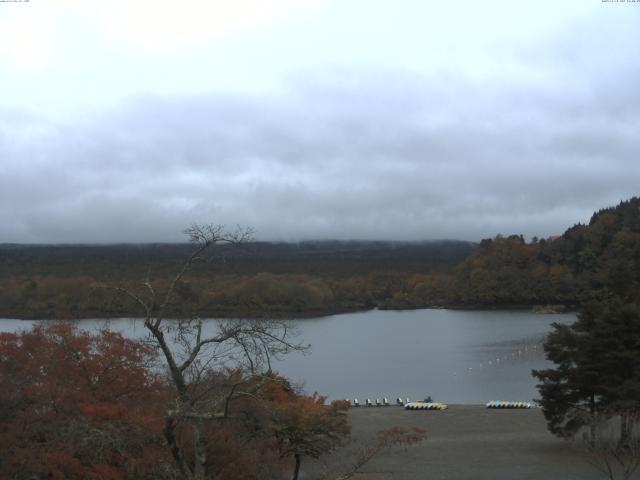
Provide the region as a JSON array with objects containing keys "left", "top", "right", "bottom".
[{"left": 533, "top": 297, "right": 640, "bottom": 438}]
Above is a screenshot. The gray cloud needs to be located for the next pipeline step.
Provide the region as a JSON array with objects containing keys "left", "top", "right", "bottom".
[{"left": 2, "top": 21, "right": 640, "bottom": 244}]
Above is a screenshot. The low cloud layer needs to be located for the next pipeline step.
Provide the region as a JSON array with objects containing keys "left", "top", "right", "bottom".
[
  {"left": 2, "top": 66, "right": 639, "bottom": 243},
  {"left": 1, "top": 3, "right": 639, "bottom": 243}
]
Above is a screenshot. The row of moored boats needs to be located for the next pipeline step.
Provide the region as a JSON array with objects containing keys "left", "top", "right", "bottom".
[{"left": 345, "top": 397, "right": 536, "bottom": 410}]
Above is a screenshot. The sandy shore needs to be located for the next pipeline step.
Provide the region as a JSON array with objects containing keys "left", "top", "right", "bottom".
[{"left": 304, "top": 405, "right": 632, "bottom": 480}]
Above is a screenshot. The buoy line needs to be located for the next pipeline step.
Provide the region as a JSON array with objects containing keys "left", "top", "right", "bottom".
[
  {"left": 485, "top": 400, "right": 535, "bottom": 409},
  {"left": 405, "top": 402, "right": 448, "bottom": 410}
]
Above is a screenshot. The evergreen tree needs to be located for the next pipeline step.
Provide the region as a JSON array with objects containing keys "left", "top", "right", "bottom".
[{"left": 533, "top": 297, "right": 640, "bottom": 438}]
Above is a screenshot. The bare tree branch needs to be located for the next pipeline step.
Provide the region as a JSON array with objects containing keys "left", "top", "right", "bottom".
[{"left": 108, "top": 224, "right": 306, "bottom": 480}]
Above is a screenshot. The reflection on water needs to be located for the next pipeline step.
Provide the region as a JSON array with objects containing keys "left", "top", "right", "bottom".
[{"left": 0, "top": 308, "right": 575, "bottom": 404}]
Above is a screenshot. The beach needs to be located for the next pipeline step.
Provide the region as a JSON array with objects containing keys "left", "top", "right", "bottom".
[{"left": 304, "top": 405, "right": 628, "bottom": 480}]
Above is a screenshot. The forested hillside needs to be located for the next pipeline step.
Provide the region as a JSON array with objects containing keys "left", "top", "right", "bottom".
[
  {"left": 0, "top": 240, "right": 474, "bottom": 319},
  {"left": 453, "top": 197, "right": 640, "bottom": 308},
  {"left": 2, "top": 198, "right": 639, "bottom": 319}
]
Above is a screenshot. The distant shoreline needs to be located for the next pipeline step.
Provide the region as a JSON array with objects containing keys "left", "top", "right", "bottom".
[{"left": 0, "top": 303, "right": 574, "bottom": 321}]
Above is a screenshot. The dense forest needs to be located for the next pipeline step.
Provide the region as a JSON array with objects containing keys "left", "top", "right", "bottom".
[
  {"left": 0, "top": 240, "right": 474, "bottom": 319},
  {"left": 453, "top": 197, "right": 640, "bottom": 308},
  {"left": 1, "top": 197, "right": 639, "bottom": 318}
]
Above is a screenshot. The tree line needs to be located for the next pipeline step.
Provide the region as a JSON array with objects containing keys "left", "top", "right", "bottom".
[
  {"left": 454, "top": 197, "right": 640, "bottom": 308},
  {"left": 3, "top": 198, "right": 640, "bottom": 318}
]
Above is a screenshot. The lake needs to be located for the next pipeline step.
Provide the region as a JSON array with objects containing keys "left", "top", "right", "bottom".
[{"left": 0, "top": 308, "right": 575, "bottom": 404}]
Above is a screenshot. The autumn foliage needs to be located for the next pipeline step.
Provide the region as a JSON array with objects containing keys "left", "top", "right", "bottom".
[
  {"left": 0, "top": 323, "right": 167, "bottom": 479},
  {"left": 0, "top": 324, "right": 353, "bottom": 480},
  {"left": 260, "top": 380, "right": 351, "bottom": 479}
]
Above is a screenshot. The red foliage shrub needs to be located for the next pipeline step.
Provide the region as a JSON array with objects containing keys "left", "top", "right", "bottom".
[
  {"left": 0, "top": 323, "right": 170, "bottom": 479},
  {"left": 0, "top": 326, "right": 352, "bottom": 480}
]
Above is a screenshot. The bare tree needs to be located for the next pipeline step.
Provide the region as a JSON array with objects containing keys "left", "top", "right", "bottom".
[
  {"left": 581, "top": 412, "right": 640, "bottom": 480},
  {"left": 115, "top": 224, "right": 307, "bottom": 480}
]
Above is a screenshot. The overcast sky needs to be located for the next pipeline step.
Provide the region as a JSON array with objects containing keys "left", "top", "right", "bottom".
[{"left": 1, "top": 0, "right": 639, "bottom": 243}]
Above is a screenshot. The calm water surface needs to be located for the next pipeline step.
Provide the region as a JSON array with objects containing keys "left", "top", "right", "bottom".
[{"left": 0, "top": 309, "right": 575, "bottom": 404}]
